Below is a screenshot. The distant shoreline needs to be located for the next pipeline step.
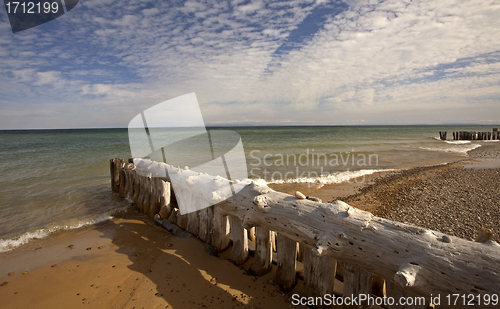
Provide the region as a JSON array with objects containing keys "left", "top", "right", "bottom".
[{"left": 0, "top": 123, "right": 499, "bottom": 131}]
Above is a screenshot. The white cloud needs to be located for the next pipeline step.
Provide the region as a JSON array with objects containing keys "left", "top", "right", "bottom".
[{"left": 0, "top": 0, "right": 499, "bottom": 129}]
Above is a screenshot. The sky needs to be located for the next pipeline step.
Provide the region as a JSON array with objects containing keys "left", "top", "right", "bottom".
[{"left": 0, "top": 0, "right": 499, "bottom": 129}]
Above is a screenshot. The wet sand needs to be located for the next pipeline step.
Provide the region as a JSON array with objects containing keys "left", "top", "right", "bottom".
[{"left": 0, "top": 211, "right": 295, "bottom": 309}]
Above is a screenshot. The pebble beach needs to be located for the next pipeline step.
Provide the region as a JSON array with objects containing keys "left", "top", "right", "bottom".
[{"left": 342, "top": 143, "right": 500, "bottom": 242}]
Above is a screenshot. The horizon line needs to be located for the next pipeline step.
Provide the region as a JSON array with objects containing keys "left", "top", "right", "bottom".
[{"left": 1, "top": 123, "right": 499, "bottom": 131}]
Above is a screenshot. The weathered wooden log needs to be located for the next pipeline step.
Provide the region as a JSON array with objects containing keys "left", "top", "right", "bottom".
[
  {"left": 198, "top": 208, "right": 210, "bottom": 243},
  {"left": 211, "top": 183, "right": 500, "bottom": 307},
  {"left": 206, "top": 206, "right": 214, "bottom": 244},
  {"left": 271, "top": 231, "right": 277, "bottom": 252},
  {"left": 342, "top": 262, "right": 372, "bottom": 309},
  {"left": 137, "top": 175, "right": 145, "bottom": 212},
  {"left": 211, "top": 205, "right": 230, "bottom": 252},
  {"left": 148, "top": 178, "right": 161, "bottom": 218},
  {"left": 125, "top": 163, "right": 135, "bottom": 199},
  {"left": 386, "top": 280, "right": 428, "bottom": 309},
  {"left": 275, "top": 233, "right": 297, "bottom": 292},
  {"left": 250, "top": 227, "right": 273, "bottom": 276},
  {"left": 249, "top": 226, "right": 256, "bottom": 242},
  {"left": 186, "top": 211, "right": 199, "bottom": 236},
  {"left": 142, "top": 176, "right": 151, "bottom": 215},
  {"left": 297, "top": 242, "right": 306, "bottom": 262},
  {"left": 228, "top": 215, "right": 249, "bottom": 265},
  {"left": 130, "top": 169, "right": 139, "bottom": 204},
  {"left": 118, "top": 160, "right": 127, "bottom": 198},
  {"left": 158, "top": 180, "right": 171, "bottom": 219},
  {"left": 176, "top": 211, "right": 188, "bottom": 230},
  {"left": 110, "top": 159, "right": 500, "bottom": 307},
  {"left": 136, "top": 175, "right": 146, "bottom": 211},
  {"left": 168, "top": 207, "right": 178, "bottom": 225},
  {"left": 110, "top": 158, "right": 116, "bottom": 191},
  {"left": 302, "top": 247, "right": 337, "bottom": 305},
  {"left": 110, "top": 159, "right": 118, "bottom": 192},
  {"left": 372, "top": 275, "right": 385, "bottom": 297}
]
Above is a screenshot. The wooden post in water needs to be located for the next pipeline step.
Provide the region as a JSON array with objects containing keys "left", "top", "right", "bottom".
[{"left": 110, "top": 158, "right": 121, "bottom": 193}]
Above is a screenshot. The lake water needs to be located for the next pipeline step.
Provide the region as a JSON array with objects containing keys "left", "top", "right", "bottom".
[{"left": 0, "top": 125, "right": 495, "bottom": 252}]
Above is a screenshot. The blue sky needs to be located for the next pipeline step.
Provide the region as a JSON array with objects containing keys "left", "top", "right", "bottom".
[{"left": 0, "top": 0, "right": 499, "bottom": 129}]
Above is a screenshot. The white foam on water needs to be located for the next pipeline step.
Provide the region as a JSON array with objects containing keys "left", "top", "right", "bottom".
[
  {"left": 258, "top": 169, "right": 394, "bottom": 187},
  {"left": 420, "top": 143, "right": 481, "bottom": 155},
  {"left": 0, "top": 213, "right": 114, "bottom": 253},
  {"left": 445, "top": 140, "right": 471, "bottom": 144}
]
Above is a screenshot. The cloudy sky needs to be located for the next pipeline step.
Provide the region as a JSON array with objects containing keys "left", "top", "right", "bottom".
[{"left": 0, "top": 0, "right": 499, "bottom": 129}]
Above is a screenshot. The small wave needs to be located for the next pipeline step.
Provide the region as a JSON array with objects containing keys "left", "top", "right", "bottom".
[
  {"left": 420, "top": 144, "right": 481, "bottom": 155},
  {"left": 0, "top": 213, "right": 113, "bottom": 253},
  {"left": 445, "top": 140, "right": 471, "bottom": 144},
  {"left": 256, "top": 169, "right": 395, "bottom": 186}
]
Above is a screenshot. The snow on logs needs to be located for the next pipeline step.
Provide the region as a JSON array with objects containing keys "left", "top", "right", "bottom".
[{"left": 110, "top": 158, "right": 500, "bottom": 308}]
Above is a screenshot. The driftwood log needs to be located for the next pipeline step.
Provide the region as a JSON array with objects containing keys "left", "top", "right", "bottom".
[
  {"left": 219, "top": 182, "right": 500, "bottom": 307},
  {"left": 111, "top": 158, "right": 500, "bottom": 308}
]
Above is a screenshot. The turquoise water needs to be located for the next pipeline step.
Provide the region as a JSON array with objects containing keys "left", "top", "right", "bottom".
[{"left": 0, "top": 125, "right": 497, "bottom": 251}]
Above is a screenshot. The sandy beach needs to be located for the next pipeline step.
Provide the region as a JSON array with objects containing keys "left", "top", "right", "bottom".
[
  {"left": 1, "top": 143, "right": 499, "bottom": 308},
  {"left": 0, "top": 211, "right": 299, "bottom": 309}
]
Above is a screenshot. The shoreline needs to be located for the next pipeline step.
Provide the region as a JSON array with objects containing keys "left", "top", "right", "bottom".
[
  {"left": 341, "top": 142, "right": 500, "bottom": 242},
  {"left": 1, "top": 143, "right": 499, "bottom": 307},
  {"left": 0, "top": 211, "right": 294, "bottom": 309}
]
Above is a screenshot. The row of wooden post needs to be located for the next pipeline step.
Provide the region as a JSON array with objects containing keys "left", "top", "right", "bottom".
[
  {"left": 110, "top": 158, "right": 429, "bottom": 309},
  {"left": 439, "top": 128, "right": 500, "bottom": 141}
]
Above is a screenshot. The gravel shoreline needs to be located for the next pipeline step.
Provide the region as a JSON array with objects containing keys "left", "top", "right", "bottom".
[{"left": 341, "top": 143, "right": 500, "bottom": 242}]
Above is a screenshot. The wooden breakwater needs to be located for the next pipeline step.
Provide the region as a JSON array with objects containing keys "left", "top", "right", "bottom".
[
  {"left": 439, "top": 128, "right": 499, "bottom": 141},
  {"left": 110, "top": 158, "right": 500, "bottom": 308}
]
